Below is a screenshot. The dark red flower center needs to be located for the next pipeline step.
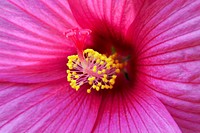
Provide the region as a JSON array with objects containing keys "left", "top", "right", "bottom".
[{"left": 65, "top": 28, "right": 132, "bottom": 93}]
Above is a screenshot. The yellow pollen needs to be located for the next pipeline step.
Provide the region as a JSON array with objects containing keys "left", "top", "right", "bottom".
[
  {"left": 66, "top": 49, "right": 124, "bottom": 93},
  {"left": 115, "top": 69, "right": 120, "bottom": 73},
  {"left": 87, "top": 89, "right": 91, "bottom": 93},
  {"left": 92, "top": 66, "right": 97, "bottom": 72},
  {"left": 97, "top": 71, "right": 102, "bottom": 74}
]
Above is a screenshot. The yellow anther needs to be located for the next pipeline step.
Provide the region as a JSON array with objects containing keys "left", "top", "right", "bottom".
[
  {"left": 89, "top": 81, "right": 93, "bottom": 85},
  {"left": 67, "top": 63, "right": 73, "bottom": 69},
  {"left": 112, "top": 75, "right": 117, "bottom": 79},
  {"left": 105, "top": 85, "right": 109, "bottom": 89},
  {"left": 102, "top": 74, "right": 108, "bottom": 83},
  {"left": 96, "top": 86, "right": 100, "bottom": 91},
  {"left": 96, "top": 59, "right": 100, "bottom": 64},
  {"left": 94, "top": 53, "right": 99, "bottom": 58},
  {"left": 92, "top": 85, "right": 96, "bottom": 89},
  {"left": 92, "top": 66, "right": 97, "bottom": 72},
  {"left": 67, "top": 56, "right": 72, "bottom": 60},
  {"left": 115, "top": 63, "right": 120, "bottom": 68},
  {"left": 106, "top": 58, "right": 112, "bottom": 62},
  {"left": 75, "top": 86, "right": 80, "bottom": 90},
  {"left": 87, "top": 89, "right": 91, "bottom": 93},
  {"left": 100, "top": 61, "right": 104, "bottom": 65},
  {"left": 102, "top": 69, "right": 106, "bottom": 73},
  {"left": 97, "top": 71, "right": 102, "bottom": 75},
  {"left": 97, "top": 82, "right": 102, "bottom": 87},
  {"left": 88, "top": 52, "right": 92, "bottom": 57},
  {"left": 101, "top": 55, "right": 106, "bottom": 60},
  {"left": 106, "top": 65, "right": 111, "bottom": 70},
  {"left": 103, "top": 74, "right": 107, "bottom": 78},
  {"left": 66, "top": 70, "right": 70, "bottom": 74},
  {"left": 109, "top": 79, "right": 115, "bottom": 85},
  {"left": 88, "top": 76, "right": 96, "bottom": 82},
  {"left": 112, "top": 64, "right": 116, "bottom": 67},
  {"left": 101, "top": 85, "right": 105, "bottom": 89},
  {"left": 116, "top": 69, "right": 120, "bottom": 73},
  {"left": 71, "top": 80, "right": 76, "bottom": 84},
  {"left": 102, "top": 78, "right": 108, "bottom": 83},
  {"left": 67, "top": 73, "right": 71, "bottom": 77},
  {"left": 72, "top": 72, "right": 77, "bottom": 75},
  {"left": 75, "top": 75, "right": 79, "bottom": 78},
  {"left": 67, "top": 76, "right": 71, "bottom": 82}
]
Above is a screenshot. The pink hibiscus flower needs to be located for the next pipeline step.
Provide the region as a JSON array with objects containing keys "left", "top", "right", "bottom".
[{"left": 0, "top": 0, "right": 199, "bottom": 132}]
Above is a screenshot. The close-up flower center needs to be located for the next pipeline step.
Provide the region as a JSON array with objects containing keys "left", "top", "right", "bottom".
[
  {"left": 65, "top": 28, "right": 126, "bottom": 93},
  {"left": 1, "top": 1, "right": 199, "bottom": 132}
]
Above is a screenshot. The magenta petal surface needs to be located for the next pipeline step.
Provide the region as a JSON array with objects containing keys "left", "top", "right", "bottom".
[
  {"left": 68, "top": 0, "right": 143, "bottom": 35},
  {"left": 128, "top": 0, "right": 200, "bottom": 132},
  {"left": 0, "top": 0, "right": 78, "bottom": 83},
  {"left": 92, "top": 86, "right": 181, "bottom": 133},
  {"left": 0, "top": 82, "right": 101, "bottom": 132}
]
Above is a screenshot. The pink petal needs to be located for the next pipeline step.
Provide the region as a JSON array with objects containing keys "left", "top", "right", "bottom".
[
  {"left": 128, "top": 0, "right": 200, "bottom": 132},
  {"left": 92, "top": 85, "right": 181, "bottom": 132},
  {"left": 0, "top": 1, "right": 79, "bottom": 83},
  {"left": 0, "top": 82, "right": 101, "bottom": 132},
  {"left": 68, "top": 0, "right": 143, "bottom": 35}
]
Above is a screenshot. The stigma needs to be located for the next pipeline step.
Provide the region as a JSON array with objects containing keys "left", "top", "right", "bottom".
[{"left": 65, "top": 28, "right": 124, "bottom": 93}]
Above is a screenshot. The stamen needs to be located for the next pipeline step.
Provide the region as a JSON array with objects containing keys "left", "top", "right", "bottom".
[
  {"left": 67, "top": 49, "right": 124, "bottom": 93},
  {"left": 65, "top": 28, "right": 124, "bottom": 93}
]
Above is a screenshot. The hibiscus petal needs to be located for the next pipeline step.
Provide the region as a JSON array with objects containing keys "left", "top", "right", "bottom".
[
  {"left": 68, "top": 0, "right": 143, "bottom": 35},
  {"left": 0, "top": 82, "right": 101, "bottom": 132},
  {"left": 127, "top": 0, "right": 200, "bottom": 132},
  {"left": 0, "top": 1, "right": 79, "bottom": 83},
  {"left": 92, "top": 85, "right": 181, "bottom": 133}
]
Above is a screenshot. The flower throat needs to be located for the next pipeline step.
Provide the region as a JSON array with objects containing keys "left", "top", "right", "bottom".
[{"left": 65, "top": 28, "right": 124, "bottom": 93}]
